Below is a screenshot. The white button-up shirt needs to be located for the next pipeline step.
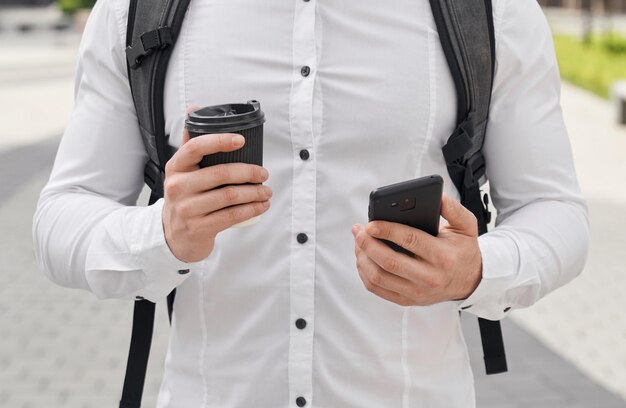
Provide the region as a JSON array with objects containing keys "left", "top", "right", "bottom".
[{"left": 33, "top": 0, "right": 589, "bottom": 406}]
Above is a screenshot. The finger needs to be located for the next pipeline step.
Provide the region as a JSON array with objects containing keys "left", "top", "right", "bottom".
[
  {"left": 355, "top": 246, "right": 417, "bottom": 299},
  {"left": 168, "top": 133, "right": 246, "bottom": 173},
  {"left": 355, "top": 227, "right": 429, "bottom": 284},
  {"left": 166, "top": 163, "right": 269, "bottom": 197},
  {"left": 365, "top": 220, "right": 440, "bottom": 263},
  {"left": 177, "top": 184, "right": 272, "bottom": 217},
  {"left": 203, "top": 199, "right": 271, "bottom": 232},
  {"left": 440, "top": 193, "right": 478, "bottom": 236},
  {"left": 355, "top": 262, "right": 414, "bottom": 307}
]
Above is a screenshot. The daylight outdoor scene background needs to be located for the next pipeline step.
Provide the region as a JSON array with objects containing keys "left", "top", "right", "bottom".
[{"left": 1, "top": 0, "right": 625, "bottom": 407}]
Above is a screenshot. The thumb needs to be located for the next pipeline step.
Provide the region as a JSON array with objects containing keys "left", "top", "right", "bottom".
[
  {"left": 440, "top": 193, "right": 478, "bottom": 236},
  {"left": 181, "top": 104, "right": 200, "bottom": 145}
]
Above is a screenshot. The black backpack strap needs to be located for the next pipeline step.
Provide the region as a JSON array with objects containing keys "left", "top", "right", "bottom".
[
  {"left": 120, "top": 0, "right": 190, "bottom": 407},
  {"left": 429, "top": 0, "right": 508, "bottom": 375},
  {"left": 125, "top": 0, "right": 191, "bottom": 195},
  {"left": 120, "top": 299, "right": 156, "bottom": 408}
]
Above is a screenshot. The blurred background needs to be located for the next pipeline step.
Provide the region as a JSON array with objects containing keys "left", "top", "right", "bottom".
[{"left": 1, "top": 0, "right": 626, "bottom": 407}]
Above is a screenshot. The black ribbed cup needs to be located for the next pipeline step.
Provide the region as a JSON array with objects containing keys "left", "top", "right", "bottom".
[{"left": 185, "top": 100, "right": 265, "bottom": 168}]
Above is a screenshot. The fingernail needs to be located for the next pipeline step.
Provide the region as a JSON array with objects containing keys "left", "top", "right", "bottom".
[
  {"left": 261, "top": 168, "right": 269, "bottom": 179},
  {"left": 232, "top": 135, "right": 245, "bottom": 147},
  {"left": 351, "top": 224, "right": 360, "bottom": 237}
]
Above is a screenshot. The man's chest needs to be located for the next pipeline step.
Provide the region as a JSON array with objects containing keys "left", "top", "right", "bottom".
[{"left": 163, "top": 0, "right": 457, "bottom": 176}]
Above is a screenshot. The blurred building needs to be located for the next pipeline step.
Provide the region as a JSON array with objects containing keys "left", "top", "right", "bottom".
[
  {"left": 0, "top": 0, "right": 54, "bottom": 5},
  {"left": 540, "top": 0, "right": 626, "bottom": 12}
]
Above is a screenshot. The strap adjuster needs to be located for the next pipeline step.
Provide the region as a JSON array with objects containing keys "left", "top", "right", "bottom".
[
  {"left": 126, "top": 27, "right": 173, "bottom": 70},
  {"left": 463, "top": 152, "right": 486, "bottom": 189},
  {"left": 144, "top": 160, "right": 165, "bottom": 198},
  {"left": 442, "top": 116, "right": 475, "bottom": 165}
]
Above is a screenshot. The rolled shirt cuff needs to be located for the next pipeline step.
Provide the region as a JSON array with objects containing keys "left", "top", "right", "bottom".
[
  {"left": 85, "top": 198, "right": 208, "bottom": 302},
  {"left": 457, "top": 232, "right": 524, "bottom": 320}
]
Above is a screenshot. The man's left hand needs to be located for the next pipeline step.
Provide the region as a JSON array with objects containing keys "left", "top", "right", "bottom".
[{"left": 352, "top": 193, "right": 483, "bottom": 306}]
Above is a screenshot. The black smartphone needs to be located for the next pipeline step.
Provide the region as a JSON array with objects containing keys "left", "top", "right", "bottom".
[{"left": 368, "top": 175, "right": 443, "bottom": 256}]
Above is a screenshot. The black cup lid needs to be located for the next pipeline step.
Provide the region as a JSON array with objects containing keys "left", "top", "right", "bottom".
[{"left": 185, "top": 100, "right": 265, "bottom": 133}]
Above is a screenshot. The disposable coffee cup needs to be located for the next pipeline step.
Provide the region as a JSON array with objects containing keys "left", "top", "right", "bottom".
[{"left": 185, "top": 100, "right": 266, "bottom": 227}]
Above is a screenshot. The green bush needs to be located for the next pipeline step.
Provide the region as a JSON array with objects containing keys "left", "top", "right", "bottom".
[
  {"left": 553, "top": 35, "right": 626, "bottom": 98},
  {"left": 600, "top": 33, "right": 626, "bottom": 54},
  {"left": 57, "top": 0, "right": 96, "bottom": 13}
]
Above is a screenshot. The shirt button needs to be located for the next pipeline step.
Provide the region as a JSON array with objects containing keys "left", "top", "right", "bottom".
[
  {"left": 296, "top": 396, "right": 307, "bottom": 407},
  {"left": 300, "top": 65, "right": 310, "bottom": 77},
  {"left": 177, "top": 269, "right": 190, "bottom": 275},
  {"left": 297, "top": 233, "right": 308, "bottom": 244},
  {"left": 295, "top": 318, "right": 307, "bottom": 330},
  {"left": 299, "top": 149, "right": 310, "bottom": 160}
]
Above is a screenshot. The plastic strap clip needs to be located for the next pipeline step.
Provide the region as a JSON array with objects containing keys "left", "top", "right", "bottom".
[{"left": 126, "top": 27, "right": 173, "bottom": 70}]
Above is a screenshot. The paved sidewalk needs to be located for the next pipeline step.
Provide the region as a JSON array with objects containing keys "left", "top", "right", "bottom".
[{"left": 510, "top": 82, "right": 626, "bottom": 402}]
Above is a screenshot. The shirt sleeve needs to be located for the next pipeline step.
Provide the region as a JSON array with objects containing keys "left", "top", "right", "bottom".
[
  {"left": 32, "top": 0, "right": 206, "bottom": 302},
  {"left": 457, "top": 0, "right": 590, "bottom": 320}
]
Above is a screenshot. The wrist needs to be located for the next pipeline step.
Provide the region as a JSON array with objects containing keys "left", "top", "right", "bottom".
[{"left": 455, "top": 254, "right": 483, "bottom": 301}]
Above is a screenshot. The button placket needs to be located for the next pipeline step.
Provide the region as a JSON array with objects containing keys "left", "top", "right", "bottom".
[{"left": 287, "top": 0, "right": 318, "bottom": 405}]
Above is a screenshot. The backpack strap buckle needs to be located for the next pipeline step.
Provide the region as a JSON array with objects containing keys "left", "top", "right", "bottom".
[
  {"left": 126, "top": 27, "right": 173, "bottom": 70},
  {"left": 442, "top": 117, "right": 474, "bottom": 165},
  {"left": 143, "top": 159, "right": 165, "bottom": 198},
  {"left": 463, "top": 151, "right": 486, "bottom": 189}
]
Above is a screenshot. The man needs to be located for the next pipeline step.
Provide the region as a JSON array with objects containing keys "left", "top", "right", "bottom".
[{"left": 33, "top": 0, "right": 589, "bottom": 406}]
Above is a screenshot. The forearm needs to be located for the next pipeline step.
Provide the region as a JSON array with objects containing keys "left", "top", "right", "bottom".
[
  {"left": 460, "top": 197, "right": 589, "bottom": 320},
  {"left": 33, "top": 190, "right": 202, "bottom": 301}
]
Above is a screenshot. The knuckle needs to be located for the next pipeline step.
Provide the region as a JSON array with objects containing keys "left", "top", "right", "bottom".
[
  {"left": 222, "top": 186, "right": 239, "bottom": 204},
  {"left": 253, "top": 165, "right": 264, "bottom": 180},
  {"left": 217, "top": 133, "right": 231, "bottom": 148},
  {"left": 257, "top": 185, "right": 268, "bottom": 199},
  {"left": 401, "top": 231, "right": 419, "bottom": 250},
  {"left": 374, "top": 222, "right": 388, "bottom": 238},
  {"left": 211, "top": 165, "right": 231, "bottom": 182},
  {"left": 370, "top": 271, "right": 384, "bottom": 287},
  {"left": 254, "top": 202, "right": 265, "bottom": 214},
  {"left": 356, "top": 234, "right": 367, "bottom": 250},
  {"left": 183, "top": 137, "right": 201, "bottom": 156},
  {"left": 363, "top": 277, "right": 376, "bottom": 293},
  {"left": 164, "top": 159, "right": 175, "bottom": 175},
  {"left": 227, "top": 206, "right": 242, "bottom": 224},
  {"left": 164, "top": 177, "right": 181, "bottom": 199},
  {"left": 382, "top": 256, "right": 398, "bottom": 273}
]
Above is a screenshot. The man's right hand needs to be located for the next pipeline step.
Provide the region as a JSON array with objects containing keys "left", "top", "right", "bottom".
[{"left": 162, "top": 126, "right": 272, "bottom": 263}]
